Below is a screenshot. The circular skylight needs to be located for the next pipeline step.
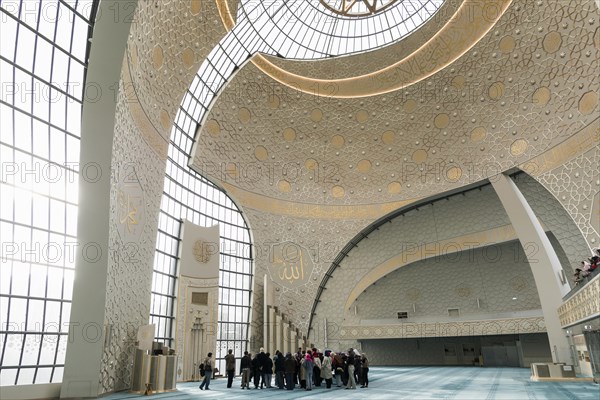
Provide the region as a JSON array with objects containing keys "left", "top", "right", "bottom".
[
  {"left": 319, "top": 0, "right": 400, "bottom": 17},
  {"left": 235, "top": 0, "right": 446, "bottom": 59}
]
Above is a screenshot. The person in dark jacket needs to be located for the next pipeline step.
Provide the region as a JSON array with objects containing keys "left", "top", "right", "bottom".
[
  {"left": 354, "top": 353, "right": 362, "bottom": 386},
  {"left": 345, "top": 352, "right": 356, "bottom": 389},
  {"left": 284, "top": 353, "right": 296, "bottom": 390},
  {"left": 333, "top": 352, "right": 344, "bottom": 387},
  {"left": 274, "top": 351, "right": 285, "bottom": 389},
  {"left": 361, "top": 353, "right": 370, "bottom": 388},
  {"left": 240, "top": 351, "right": 251, "bottom": 389},
  {"left": 262, "top": 352, "right": 273, "bottom": 388},
  {"left": 251, "top": 353, "right": 261, "bottom": 388},
  {"left": 257, "top": 347, "right": 269, "bottom": 388},
  {"left": 225, "top": 349, "right": 235, "bottom": 388}
]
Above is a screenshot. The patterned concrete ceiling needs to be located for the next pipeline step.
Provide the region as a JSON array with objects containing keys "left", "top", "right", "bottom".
[
  {"left": 192, "top": 0, "right": 598, "bottom": 209},
  {"left": 123, "top": 0, "right": 599, "bottom": 333}
]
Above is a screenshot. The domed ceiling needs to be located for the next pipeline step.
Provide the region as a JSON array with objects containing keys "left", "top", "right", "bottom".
[
  {"left": 192, "top": 0, "right": 598, "bottom": 209},
  {"left": 124, "top": 0, "right": 599, "bottom": 333}
]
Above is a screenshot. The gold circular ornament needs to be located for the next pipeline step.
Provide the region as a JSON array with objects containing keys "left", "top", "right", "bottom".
[
  {"left": 382, "top": 130, "right": 395, "bottom": 144},
  {"left": 331, "top": 135, "right": 346, "bottom": 149},
  {"left": 510, "top": 139, "right": 528, "bottom": 156},
  {"left": 305, "top": 158, "right": 318, "bottom": 170},
  {"left": 238, "top": 107, "right": 251, "bottom": 123},
  {"left": 446, "top": 166, "right": 462, "bottom": 181},
  {"left": 254, "top": 146, "right": 269, "bottom": 161},
  {"left": 193, "top": 240, "right": 211, "bottom": 264},
  {"left": 310, "top": 108, "right": 324, "bottom": 122},
  {"left": 283, "top": 127, "right": 297, "bottom": 141},
  {"left": 579, "top": 91, "right": 598, "bottom": 115},
  {"left": 488, "top": 82, "right": 505, "bottom": 100},
  {"left": 182, "top": 48, "right": 195, "bottom": 68},
  {"left": 434, "top": 113, "right": 450, "bottom": 129},
  {"left": 357, "top": 159, "right": 372, "bottom": 172},
  {"left": 387, "top": 181, "right": 402, "bottom": 194},
  {"left": 277, "top": 180, "right": 291, "bottom": 193},
  {"left": 412, "top": 149, "right": 428, "bottom": 163},
  {"left": 332, "top": 185, "right": 346, "bottom": 198},
  {"left": 470, "top": 127, "right": 487, "bottom": 143},
  {"left": 532, "top": 87, "right": 551, "bottom": 106},
  {"left": 206, "top": 119, "right": 221, "bottom": 137},
  {"left": 355, "top": 110, "right": 369, "bottom": 123}
]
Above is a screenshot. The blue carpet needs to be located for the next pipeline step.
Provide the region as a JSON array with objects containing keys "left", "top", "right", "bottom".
[{"left": 105, "top": 366, "right": 599, "bottom": 399}]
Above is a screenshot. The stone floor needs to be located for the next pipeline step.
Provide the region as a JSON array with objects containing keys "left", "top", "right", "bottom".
[{"left": 106, "top": 366, "right": 599, "bottom": 399}]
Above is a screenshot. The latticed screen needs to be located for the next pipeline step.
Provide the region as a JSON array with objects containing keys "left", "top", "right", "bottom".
[{"left": 191, "top": 292, "right": 208, "bottom": 306}]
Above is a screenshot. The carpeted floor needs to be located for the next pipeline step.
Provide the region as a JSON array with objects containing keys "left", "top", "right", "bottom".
[{"left": 105, "top": 366, "right": 599, "bottom": 399}]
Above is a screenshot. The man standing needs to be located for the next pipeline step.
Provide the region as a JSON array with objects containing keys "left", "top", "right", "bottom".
[
  {"left": 274, "top": 351, "right": 285, "bottom": 389},
  {"left": 263, "top": 352, "right": 273, "bottom": 388},
  {"left": 225, "top": 349, "right": 236, "bottom": 388},
  {"left": 240, "top": 351, "right": 251, "bottom": 389},
  {"left": 257, "top": 347, "right": 268, "bottom": 388}
]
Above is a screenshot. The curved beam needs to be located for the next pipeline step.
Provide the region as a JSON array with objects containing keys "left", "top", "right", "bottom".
[{"left": 216, "top": 0, "right": 513, "bottom": 98}]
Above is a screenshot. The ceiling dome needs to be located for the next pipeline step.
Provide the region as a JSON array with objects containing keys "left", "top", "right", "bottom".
[{"left": 235, "top": 0, "right": 445, "bottom": 59}]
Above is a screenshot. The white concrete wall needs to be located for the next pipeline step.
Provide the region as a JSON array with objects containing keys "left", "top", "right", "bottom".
[{"left": 354, "top": 241, "right": 541, "bottom": 320}]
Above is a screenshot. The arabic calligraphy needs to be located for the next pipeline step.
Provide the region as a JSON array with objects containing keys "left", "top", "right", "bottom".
[
  {"left": 118, "top": 191, "right": 139, "bottom": 233},
  {"left": 276, "top": 251, "right": 305, "bottom": 284}
]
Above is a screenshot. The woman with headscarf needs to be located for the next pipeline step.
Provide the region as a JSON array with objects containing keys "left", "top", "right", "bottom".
[
  {"left": 303, "top": 350, "right": 314, "bottom": 391},
  {"left": 332, "top": 352, "right": 344, "bottom": 387},
  {"left": 321, "top": 350, "right": 333, "bottom": 388}
]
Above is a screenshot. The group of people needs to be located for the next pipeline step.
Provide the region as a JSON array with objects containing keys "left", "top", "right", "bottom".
[
  {"left": 198, "top": 347, "right": 370, "bottom": 391},
  {"left": 573, "top": 248, "right": 600, "bottom": 285}
]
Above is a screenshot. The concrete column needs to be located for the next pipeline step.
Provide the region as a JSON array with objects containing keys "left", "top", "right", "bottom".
[
  {"left": 283, "top": 325, "right": 290, "bottom": 355},
  {"left": 60, "top": 2, "right": 137, "bottom": 398},
  {"left": 297, "top": 331, "right": 304, "bottom": 352},
  {"left": 263, "top": 275, "right": 271, "bottom": 351},
  {"left": 491, "top": 173, "right": 571, "bottom": 363},
  {"left": 275, "top": 314, "right": 282, "bottom": 353},
  {"left": 268, "top": 307, "right": 275, "bottom": 353},
  {"left": 290, "top": 329, "right": 297, "bottom": 355}
]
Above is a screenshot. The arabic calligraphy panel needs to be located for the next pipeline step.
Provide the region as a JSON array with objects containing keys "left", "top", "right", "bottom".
[
  {"left": 116, "top": 163, "right": 145, "bottom": 243},
  {"left": 268, "top": 241, "right": 315, "bottom": 289}
]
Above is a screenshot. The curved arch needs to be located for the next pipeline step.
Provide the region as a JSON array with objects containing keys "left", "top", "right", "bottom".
[
  {"left": 344, "top": 224, "right": 521, "bottom": 310},
  {"left": 307, "top": 179, "right": 493, "bottom": 334}
]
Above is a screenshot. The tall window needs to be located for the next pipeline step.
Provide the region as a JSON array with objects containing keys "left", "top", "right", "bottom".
[
  {"left": 0, "top": 0, "right": 98, "bottom": 385},
  {"left": 151, "top": 111, "right": 253, "bottom": 373}
]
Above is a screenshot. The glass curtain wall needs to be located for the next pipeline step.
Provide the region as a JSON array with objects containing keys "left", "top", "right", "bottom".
[
  {"left": 0, "top": 0, "right": 98, "bottom": 385},
  {"left": 152, "top": 117, "right": 253, "bottom": 374}
]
